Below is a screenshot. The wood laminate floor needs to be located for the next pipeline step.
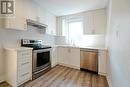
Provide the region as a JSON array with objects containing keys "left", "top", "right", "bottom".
[{"left": 0, "top": 65, "right": 108, "bottom": 87}]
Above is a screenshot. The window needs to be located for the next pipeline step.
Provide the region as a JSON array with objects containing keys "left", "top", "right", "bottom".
[
  {"left": 62, "top": 17, "right": 83, "bottom": 45},
  {"left": 68, "top": 21, "right": 83, "bottom": 45}
]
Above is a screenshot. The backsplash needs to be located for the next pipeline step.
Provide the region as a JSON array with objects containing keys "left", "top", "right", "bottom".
[
  {"left": 55, "top": 36, "right": 68, "bottom": 45},
  {"left": 55, "top": 35, "right": 106, "bottom": 48}
]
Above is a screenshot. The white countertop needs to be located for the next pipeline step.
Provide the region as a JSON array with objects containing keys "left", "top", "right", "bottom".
[
  {"left": 4, "top": 47, "right": 33, "bottom": 51},
  {"left": 53, "top": 45, "right": 107, "bottom": 50}
]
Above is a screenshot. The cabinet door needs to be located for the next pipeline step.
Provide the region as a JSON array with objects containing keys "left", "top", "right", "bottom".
[
  {"left": 80, "top": 51, "right": 98, "bottom": 72},
  {"left": 83, "top": 9, "right": 106, "bottom": 34},
  {"left": 57, "top": 47, "right": 69, "bottom": 65},
  {"left": 0, "top": 0, "right": 27, "bottom": 30},
  {"left": 69, "top": 48, "right": 80, "bottom": 68},
  {"left": 98, "top": 50, "right": 107, "bottom": 75},
  {"left": 7, "top": 17, "right": 27, "bottom": 30},
  {"left": 51, "top": 47, "right": 58, "bottom": 67},
  {"left": 10, "top": 0, "right": 27, "bottom": 30},
  {"left": 0, "top": 19, "right": 10, "bottom": 28},
  {"left": 83, "top": 12, "right": 94, "bottom": 34},
  {"left": 93, "top": 10, "right": 106, "bottom": 34}
]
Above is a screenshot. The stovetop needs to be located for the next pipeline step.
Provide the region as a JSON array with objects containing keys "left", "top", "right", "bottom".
[
  {"left": 21, "top": 39, "right": 52, "bottom": 50},
  {"left": 22, "top": 45, "right": 51, "bottom": 50}
]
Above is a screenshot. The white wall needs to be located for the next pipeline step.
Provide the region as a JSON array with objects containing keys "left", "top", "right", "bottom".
[
  {"left": 0, "top": 0, "right": 56, "bottom": 82},
  {"left": 107, "top": 0, "right": 130, "bottom": 87}
]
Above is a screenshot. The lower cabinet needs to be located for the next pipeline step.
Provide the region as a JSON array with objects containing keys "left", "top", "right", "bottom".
[
  {"left": 57, "top": 47, "right": 80, "bottom": 69},
  {"left": 57, "top": 47, "right": 107, "bottom": 76},
  {"left": 51, "top": 47, "right": 58, "bottom": 67},
  {"left": 69, "top": 48, "right": 80, "bottom": 69},
  {"left": 5, "top": 48, "right": 32, "bottom": 87},
  {"left": 98, "top": 50, "right": 107, "bottom": 75}
]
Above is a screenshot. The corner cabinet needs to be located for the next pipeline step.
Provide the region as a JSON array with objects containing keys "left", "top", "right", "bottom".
[
  {"left": 5, "top": 48, "right": 32, "bottom": 87},
  {"left": 57, "top": 47, "right": 80, "bottom": 69},
  {"left": 0, "top": 0, "right": 27, "bottom": 30}
]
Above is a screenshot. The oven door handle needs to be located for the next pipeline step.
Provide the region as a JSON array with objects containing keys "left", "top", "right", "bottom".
[
  {"left": 33, "top": 49, "right": 52, "bottom": 53},
  {"left": 33, "top": 65, "right": 51, "bottom": 74}
]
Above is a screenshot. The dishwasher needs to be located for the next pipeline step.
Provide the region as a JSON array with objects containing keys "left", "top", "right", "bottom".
[{"left": 80, "top": 48, "right": 98, "bottom": 73}]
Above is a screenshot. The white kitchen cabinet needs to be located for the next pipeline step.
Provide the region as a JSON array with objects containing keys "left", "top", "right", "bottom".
[
  {"left": 5, "top": 48, "right": 32, "bottom": 87},
  {"left": 83, "top": 12, "right": 94, "bottom": 34},
  {"left": 57, "top": 47, "right": 80, "bottom": 69},
  {"left": 93, "top": 10, "right": 106, "bottom": 34},
  {"left": 58, "top": 47, "right": 69, "bottom": 65},
  {"left": 0, "top": 0, "right": 27, "bottom": 30},
  {"left": 69, "top": 48, "right": 80, "bottom": 69},
  {"left": 83, "top": 9, "right": 106, "bottom": 34},
  {"left": 98, "top": 50, "right": 107, "bottom": 76},
  {"left": 51, "top": 47, "right": 58, "bottom": 67}
]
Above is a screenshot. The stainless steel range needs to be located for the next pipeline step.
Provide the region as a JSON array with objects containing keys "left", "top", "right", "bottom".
[{"left": 21, "top": 39, "right": 52, "bottom": 79}]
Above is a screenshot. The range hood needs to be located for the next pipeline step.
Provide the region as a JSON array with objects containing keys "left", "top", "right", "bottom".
[{"left": 26, "top": 19, "right": 47, "bottom": 29}]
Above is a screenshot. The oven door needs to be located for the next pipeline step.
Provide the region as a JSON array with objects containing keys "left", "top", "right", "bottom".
[{"left": 33, "top": 48, "right": 52, "bottom": 72}]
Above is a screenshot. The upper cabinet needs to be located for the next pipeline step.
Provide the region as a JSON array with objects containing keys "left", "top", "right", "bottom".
[
  {"left": 0, "top": 0, "right": 57, "bottom": 35},
  {"left": 83, "top": 9, "right": 107, "bottom": 34},
  {"left": 83, "top": 12, "right": 94, "bottom": 34},
  {"left": 0, "top": 0, "right": 27, "bottom": 30}
]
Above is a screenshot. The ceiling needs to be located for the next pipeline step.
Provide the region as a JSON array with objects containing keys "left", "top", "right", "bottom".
[{"left": 34, "top": 0, "right": 108, "bottom": 16}]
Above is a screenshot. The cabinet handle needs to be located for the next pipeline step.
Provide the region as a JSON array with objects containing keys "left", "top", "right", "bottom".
[
  {"left": 92, "top": 29, "right": 95, "bottom": 34},
  {"left": 24, "top": 23, "right": 27, "bottom": 29},
  {"left": 22, "top": 53, "right": 29, "bottom": 56},
  {"left": 21, "top": 62, "right": 29, "bottom": 65},
  {"left": 68, "top": 48, "right": 71, "bottom": 53},
  {"left": 21, "top": 72, "right": 29, "bottom": 77}
]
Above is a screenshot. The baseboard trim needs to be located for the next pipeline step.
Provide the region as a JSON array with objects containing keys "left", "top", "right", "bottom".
[
  {"left": 0, "top": 75, "right": 5, "bottom": 83},
  {"left": 107, "top": 76, "right": 112, "bottom": 87},
  {"left": 58, "top": 63, "right": 80, "bottom": 70},
  {"left": 51, "top": 63, "right": 58, "bottom": 68},
  {"left": 98, "top": 72, "right": 107, "bottom": 76}
]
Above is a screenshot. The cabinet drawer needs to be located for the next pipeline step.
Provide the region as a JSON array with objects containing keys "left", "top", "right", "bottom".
[
  {"left": 18, "top": 50, "right": 31, "bottom": 58},
  {"left": 18, "top": 51, "right": 32, "bottom": 62},
  {"left": 18, "top": 55, "right": 31, "bottom": 60},
  {"left": 18, "top": 65, "right": 31, "bottom": 80},
  {"left": 17, "top": 71, "right": 31, "bottom": 85},
  {"left": 18, "top": 61, "right": 31, "bottom": 70},
  {"left": 18, "top": 55, "right": 30, "bottom": 61}
]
